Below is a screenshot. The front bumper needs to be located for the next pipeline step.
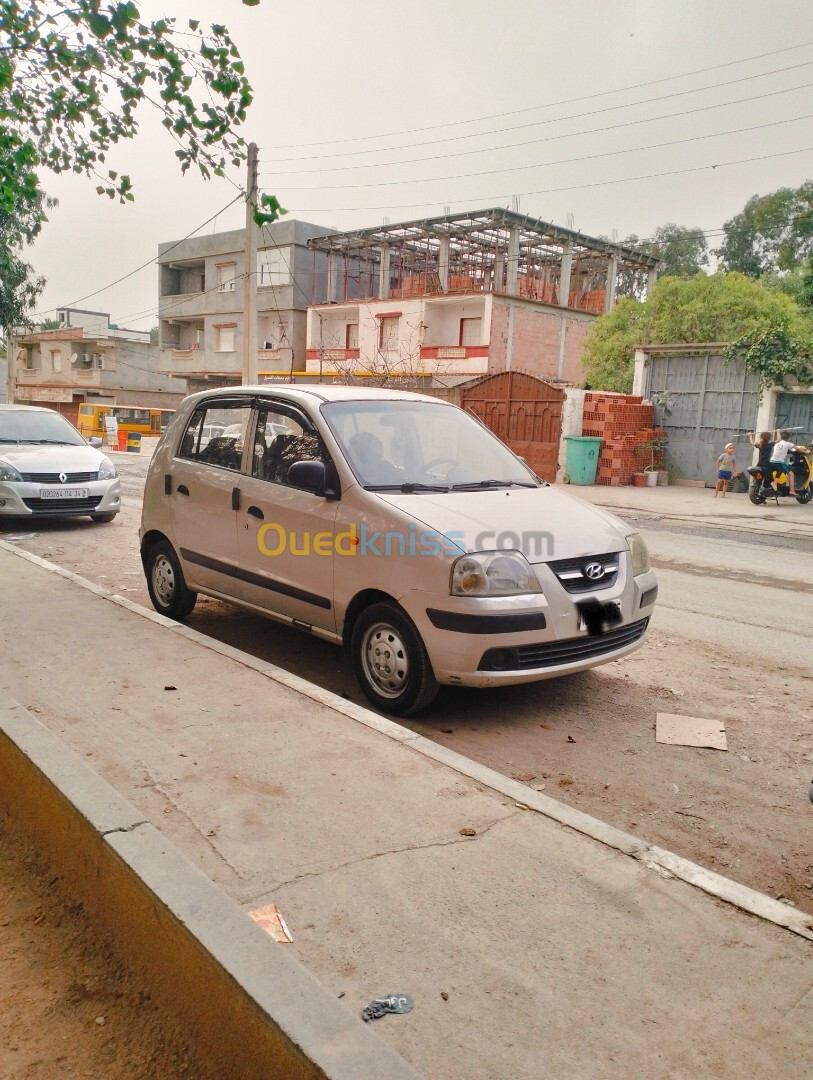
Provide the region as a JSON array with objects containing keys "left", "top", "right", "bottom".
[
  {"left": 400, "top": 564, "right": 658, "bottom": 688},
  {"left": 0, "top": 478, "right": 121, "bottom": 518}
]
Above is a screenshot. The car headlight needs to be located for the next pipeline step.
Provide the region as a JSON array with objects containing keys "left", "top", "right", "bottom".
[
  {"left": 626, "top": 532, "right": 650, "bottom": 575},
  {"left": 97, "top": 458, "right": 117, "bottom": 481},
  {"left": 0, "top": 460, "right": 22, "bottom": 482},
  {"left": 451, "top": 551, "right": 541, "bottom": 596}
]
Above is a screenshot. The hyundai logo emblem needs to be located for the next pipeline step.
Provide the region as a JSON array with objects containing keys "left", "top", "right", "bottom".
[
  {"left": 584, "top": 562, "right": 605, "bottom": 581},
  {"left": 59, "top": 472, "right": 68, "bottom": 484}
]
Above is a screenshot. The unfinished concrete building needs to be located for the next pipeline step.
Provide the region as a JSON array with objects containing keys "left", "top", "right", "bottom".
[{"left": 304, "top": 207, "right": 659, "bottom": 385}]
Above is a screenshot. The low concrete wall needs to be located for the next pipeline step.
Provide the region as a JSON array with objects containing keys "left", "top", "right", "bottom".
[{"left": 0, "top": 692, "right": 421, "bottom": 1080}]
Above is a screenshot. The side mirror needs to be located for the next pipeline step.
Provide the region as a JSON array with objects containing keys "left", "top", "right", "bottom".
[
  {"left": 288, "top": 459, "right": 338, "bottom": 499},
  {"left": 88, "top": 437, "right": 103, "bottom": 448}
]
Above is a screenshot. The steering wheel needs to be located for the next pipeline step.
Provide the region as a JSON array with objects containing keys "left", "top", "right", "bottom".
[{"left": 423, "top": 456, "right": 458, "bottom": 472}]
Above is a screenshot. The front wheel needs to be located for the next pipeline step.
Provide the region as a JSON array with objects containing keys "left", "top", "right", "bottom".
[
  {"left": 351, "top": 602, "right": 439, "bottom": 716},
  {"left": 145, "top": 540, "right": 197, "bottom": 621},
  {"left": 749, "top": 479, "right": 766, "bottom": 505},
  {"left": 796, "top": 487, "right": 813, "bottom": 504}
]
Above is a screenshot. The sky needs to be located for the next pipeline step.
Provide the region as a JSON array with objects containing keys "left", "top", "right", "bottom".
[{"left": 24, "top": 0, "right": 813, "bottom": 329}]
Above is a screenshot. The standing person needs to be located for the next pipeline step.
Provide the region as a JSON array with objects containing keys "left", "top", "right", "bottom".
[
  {"left": 770, "top": 428, "right": 798, "bottom": 495},
  {"left": 747, "top": 431, "right": 775, "bottom": 493},
  {"left": 714, "top": 443, "right": 737, "bottom": 497}
]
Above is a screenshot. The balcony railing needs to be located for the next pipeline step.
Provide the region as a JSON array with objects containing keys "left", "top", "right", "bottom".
[
  {"left": 419, "top": 345, "right": 489, "bottom": 360},
  {"left": 305, "top": 348, "right": 360, "bottom": 363}
]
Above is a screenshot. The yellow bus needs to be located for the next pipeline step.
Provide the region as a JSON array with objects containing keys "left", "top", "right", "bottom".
[
  {"left": 77, "top": 403, "right": 110, "bottom": 439},
  {"left": 77, "top": 404, "right": 175, "bottom": 440}
]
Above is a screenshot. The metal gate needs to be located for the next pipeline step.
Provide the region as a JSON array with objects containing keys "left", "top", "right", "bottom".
[
  {"left": 460, "top": 371, "right": 564, "bottom": 482},
  {"left": 643, "top": 352, "right": 760, "bottom": 482},
  {"left": 776, "top": 393, "right": 813, "bottom": 439}
]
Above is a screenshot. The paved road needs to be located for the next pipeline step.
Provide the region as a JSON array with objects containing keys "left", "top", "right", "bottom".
[{"left": 3, "top": 447, "right": 813, "bottom": 909}]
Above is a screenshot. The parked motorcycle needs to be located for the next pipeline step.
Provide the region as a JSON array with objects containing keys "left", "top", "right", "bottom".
[{"left": 748, "top": 444, "right": 813, "bottom": 505}]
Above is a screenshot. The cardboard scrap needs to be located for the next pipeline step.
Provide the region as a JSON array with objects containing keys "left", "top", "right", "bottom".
[
  {"left": 656, "top": 712, "right": 728, "bottom": 751},
  {"left": 248, "top": 902, "right": 293, "bottom": 942}
]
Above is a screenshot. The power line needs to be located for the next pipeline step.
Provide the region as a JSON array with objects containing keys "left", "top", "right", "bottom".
[
  {"left": 259, "top": 59, "right": 813, "bottom": 164},
  {"left": 267, "top": 114, "right": 813, "bottom": 192},
  {"left": 259, "top": 82, "right": 813, "bottom": 177},
  {"left": 262, "top": 40, "right": 813, "bottom": 149},
  {"left": 287, "top": 144, "right": 813, "bottom": 214}
]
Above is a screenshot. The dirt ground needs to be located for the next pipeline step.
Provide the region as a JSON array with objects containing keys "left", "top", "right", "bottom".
[{"left": 0, "top": 817, "right": 221, "bottom": 1080}]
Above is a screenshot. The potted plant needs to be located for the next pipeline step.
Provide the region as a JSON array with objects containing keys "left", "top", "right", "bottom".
[{"left": 633, "top": 434, "right": 668, "bottom": 487}]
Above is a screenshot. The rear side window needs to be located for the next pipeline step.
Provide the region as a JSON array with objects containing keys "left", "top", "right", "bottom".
[{"left": 177, "top": 401, "right": 252, "bottom": 472}]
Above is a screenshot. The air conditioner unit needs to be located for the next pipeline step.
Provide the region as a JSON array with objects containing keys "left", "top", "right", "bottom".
[{"left": 72, "top": 352, "right": 93, "bottom": 367}]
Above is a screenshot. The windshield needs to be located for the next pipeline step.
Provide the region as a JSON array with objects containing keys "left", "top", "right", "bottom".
[
  {"left": 322, "top": 399, "right": 539, "bottom": 491},
  {"left": 0, "top": 408, "right": 86, "bottom": 446}
]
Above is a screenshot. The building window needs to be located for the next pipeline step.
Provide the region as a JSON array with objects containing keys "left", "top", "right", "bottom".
[
  {"left": 49, "top": 348, "right": 63, "bottom": 373},
  {"left": 346, "top": 323, "right": 359, "bottom": 350},
  {"left": 215, "top": 325, "right": 236, "bottom": 352},
  {"left": 379, "top": 316, "right": 400, "bottom": 350},
  {"left": 459, "top": 317, "right": 482, "bottom": 347},
  {"left": 257, "top": 247, "right": 292, "bottom": 287},
  {"left": 217, "top": 263, "right": 237, "bottom": 292}
]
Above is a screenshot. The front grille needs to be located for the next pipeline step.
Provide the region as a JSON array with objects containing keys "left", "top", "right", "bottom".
[
  {"left": 548, "top": 551, "right": 621, "bottom": 593},
  {"left": 479, "top": 618, "right": 648, "bottom": 672},
  {"left": 21, "top": 471, "right": 98, "bottom": 483},
  {"left": 22, "top": 496, "right": 103, "bottom": 514}
]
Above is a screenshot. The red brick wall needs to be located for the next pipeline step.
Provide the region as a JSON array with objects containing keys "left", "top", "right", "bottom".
[
  {"left": 582, "top": 392, "right": 666, "bottom": 486},
  {"left": 488, "top": 298, "right": 595, "bottom": 383}
]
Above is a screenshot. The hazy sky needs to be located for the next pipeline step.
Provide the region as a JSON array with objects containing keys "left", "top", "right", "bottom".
[{"left": 26, "top": 0, "right": 813, "bottom": 328}]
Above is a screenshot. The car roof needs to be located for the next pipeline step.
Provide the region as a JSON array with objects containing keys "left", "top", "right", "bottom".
[
  {"left": 0, "top": 403, "right": 56, "bottom": 413},
  {"left": 181, "top": 384, "right": 453, "bottom": 410}
]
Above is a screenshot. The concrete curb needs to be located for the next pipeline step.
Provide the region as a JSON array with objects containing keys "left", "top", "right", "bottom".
[
  {"left": 2, "top": 538, "right": 812, "bottom": 946},
  {"left": 0, "top": 690, "right": 423, "bottom": 1080}
]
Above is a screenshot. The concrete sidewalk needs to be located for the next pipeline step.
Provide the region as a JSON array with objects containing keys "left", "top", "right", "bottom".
[{"left": 1, "top": 544, "right": 812, "bottom": 1079}]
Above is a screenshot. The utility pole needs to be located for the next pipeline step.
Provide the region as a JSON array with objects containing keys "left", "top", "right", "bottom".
[
  {"left": 242, "top": 141, "right": 259, "bottom": 385},
  {"left": 4, "top": 327, "right": 15, "bottom": 404}
]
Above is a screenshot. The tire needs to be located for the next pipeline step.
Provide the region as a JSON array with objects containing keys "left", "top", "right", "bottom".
[
  {"left": 90, "top": 512, "right": 117, "bottom": 523},
  {"left": 796, "top": 487, "right": 813, "bottom": 504},
  {"left": 748, "top": 479, "right": 766, "bottom": 505},
  {"left": 145, "top": 540, "right": 197, "bottom": 621},
  {"left": 351, "top": 601, "right": 439, "bottom": 717}
]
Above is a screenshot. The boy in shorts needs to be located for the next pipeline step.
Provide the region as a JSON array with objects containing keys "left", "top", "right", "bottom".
[{"left": 714, "top": 443, "right": 737, "bottom": 497}]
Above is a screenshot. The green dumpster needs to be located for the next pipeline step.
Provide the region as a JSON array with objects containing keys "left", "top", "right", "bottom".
[
  {"left": 126, "top": 431, "right": 142, "bottom": 453},
  {"left": 563, "top": 436, "right": 602, "bottom": 485}
]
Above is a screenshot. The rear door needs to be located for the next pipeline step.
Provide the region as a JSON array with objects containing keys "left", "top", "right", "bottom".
[{"left": 167, "top": 396, "right": 253, "bottom": 596}]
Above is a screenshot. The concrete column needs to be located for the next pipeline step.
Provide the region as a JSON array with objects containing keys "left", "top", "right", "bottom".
[
  {"left": 506, "top": 227, "right": 519, "bottom": 295},
  {"left": 326, "top": 252, "right": 339, "bottom": 304},
  {"left": 378, "top": 245, "right": 391, "bottom": 300},
  {"left": 604, "top": 255, "right": 619, "bottom": 312},
  {"left": 632, "top": 348, "right": 648, "bottom": 396},
  {"left": 559, "top": 244, "right": 573, "bottom": 308},
  {"left": 646, "top": 265, "right": 659, "bottom": 298},
  {"left": 438, "top": 236, "right": 450, "bottom": 292},
  {"left": 493, "top": 252, "right": 504, "bottom": 293}
]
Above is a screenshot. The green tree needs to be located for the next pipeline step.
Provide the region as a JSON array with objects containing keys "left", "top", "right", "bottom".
[
  {"left": 1, "top": 1, "right": 257, "bottom": 242},
  {"left": 715, "top": 182, "right": 813, "bottom": 278},
  {"left": 648, "top": 223, "right": 708, "bottom": 277},
  {"left": 582, "top": 272, "right": 812, "bottom": 392}
]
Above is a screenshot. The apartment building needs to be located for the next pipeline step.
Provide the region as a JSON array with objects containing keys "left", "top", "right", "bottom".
[
  {"left": 12, "top": 308, "right": 185, "bottom": 425},
  {"left": 304, "top": 208, "right": 659, "bottom": 385},
  {"left": 158, "top": 218, "right": 334, "bottom": 391}
]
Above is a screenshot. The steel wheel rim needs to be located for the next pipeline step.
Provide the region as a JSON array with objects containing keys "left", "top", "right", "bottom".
[
  {"left": 361, "top": 621, "right": 409, "bottom": 699},
  {"left": 152, "top": 554, "right": 176, "bottom": 607}
]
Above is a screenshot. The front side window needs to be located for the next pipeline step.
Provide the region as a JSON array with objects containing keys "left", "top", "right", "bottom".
[
  {"left": 251, "top": 405, "right": 327, "bottom": 487},
  {"left": 178, "top": 401, "right": 252, "bottom": 471}
]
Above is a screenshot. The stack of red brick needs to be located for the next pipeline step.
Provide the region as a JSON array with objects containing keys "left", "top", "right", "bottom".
[{"left": 582, "top": 392, "right": 667, "bottom": 486}]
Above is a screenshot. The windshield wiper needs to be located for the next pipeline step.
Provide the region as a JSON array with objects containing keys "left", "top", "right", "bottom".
[
  {"left": 365, "top": 482, "right": 450, "bottom": 493},
  {"left": 22, "top": 439, "right": 72, "bottom": 444},
  {"left": 451, "top": 479, "right": 539, "bottom": 490}
]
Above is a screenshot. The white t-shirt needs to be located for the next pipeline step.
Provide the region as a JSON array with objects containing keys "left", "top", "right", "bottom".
[{"left": 771, "top": 438, "right": 795, "bottom": 462}]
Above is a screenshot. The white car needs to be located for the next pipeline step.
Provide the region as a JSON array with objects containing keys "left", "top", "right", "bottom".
[
  {"left": 140, "top": 386, "right": 657, "bottom": 715},
  {"left": 0, "top": 404, "right": 121, "bottom": 522}
]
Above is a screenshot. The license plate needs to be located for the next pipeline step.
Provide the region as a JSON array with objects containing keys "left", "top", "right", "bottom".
[
  {"left": 40, "top": 487, "right": 89, "bottom": 499},
  {"left": 577, "top": 600, "right": 622, "bottom": 633}
]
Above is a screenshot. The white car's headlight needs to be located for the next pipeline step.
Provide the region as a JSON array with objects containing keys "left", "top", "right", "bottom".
[
  {"left": 97, "top": 458, "right": 117, "bottom": 481},
  {"left": 626, "top": 532, "right": 650, "bottom": 575},
  {"left": 451, "top": 551, "right": 541, "bottom": 596},
  {"left": 0, "top": 460, "right": 22, "bottom": 482}
]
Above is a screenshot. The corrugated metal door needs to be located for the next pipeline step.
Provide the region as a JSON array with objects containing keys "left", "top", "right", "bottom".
[
  {"left": 644, "top": 353, "right": 759, "bottom": 482},
  {"left": 460, "top": 371, "right": 564, "bottom": 482},
  {"left": 776, "top": 393, "right": 813, "bottom": 439}
]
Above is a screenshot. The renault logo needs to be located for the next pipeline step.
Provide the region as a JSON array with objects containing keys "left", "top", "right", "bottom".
[
  {"left": 584, "top": 562, "right": 605, "bottom": 581},
  {"left": 59, "top": 472, "right": 67, "bottom": 484}
]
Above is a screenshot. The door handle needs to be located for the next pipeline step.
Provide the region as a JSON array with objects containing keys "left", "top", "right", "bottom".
[
  {"left": 232, "top": 486, "right": 241, "bottom": 511},
  {"left": 177, "top": 484, "right": 189, "bottom": 496},
  {"left": 164, "top": 474, "right": 172, "bottom": 495},
  {"left": 247, "top": 505, "right": 264, "bottom": 520}
]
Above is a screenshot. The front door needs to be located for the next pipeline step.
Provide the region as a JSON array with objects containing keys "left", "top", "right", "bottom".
[
  {"left": 168, "top": 397, "right": 253, "bottom": 596},
  {"left": 236, "top": 402, "right": 338, "bottom": 633}
]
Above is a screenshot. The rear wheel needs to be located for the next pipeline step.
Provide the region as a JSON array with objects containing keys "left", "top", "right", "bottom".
[
  {"left": 749, "top": 479, "right": 766, "bottom": 505},
  {"left": 351, "top": 602, "right": 438, "bottom": 716},
  {"left": 145, "top": 540, "right": 197, "bottom": 621},
  {"left": 796, "top": 487, "right": 813, "bottom": 504}
]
